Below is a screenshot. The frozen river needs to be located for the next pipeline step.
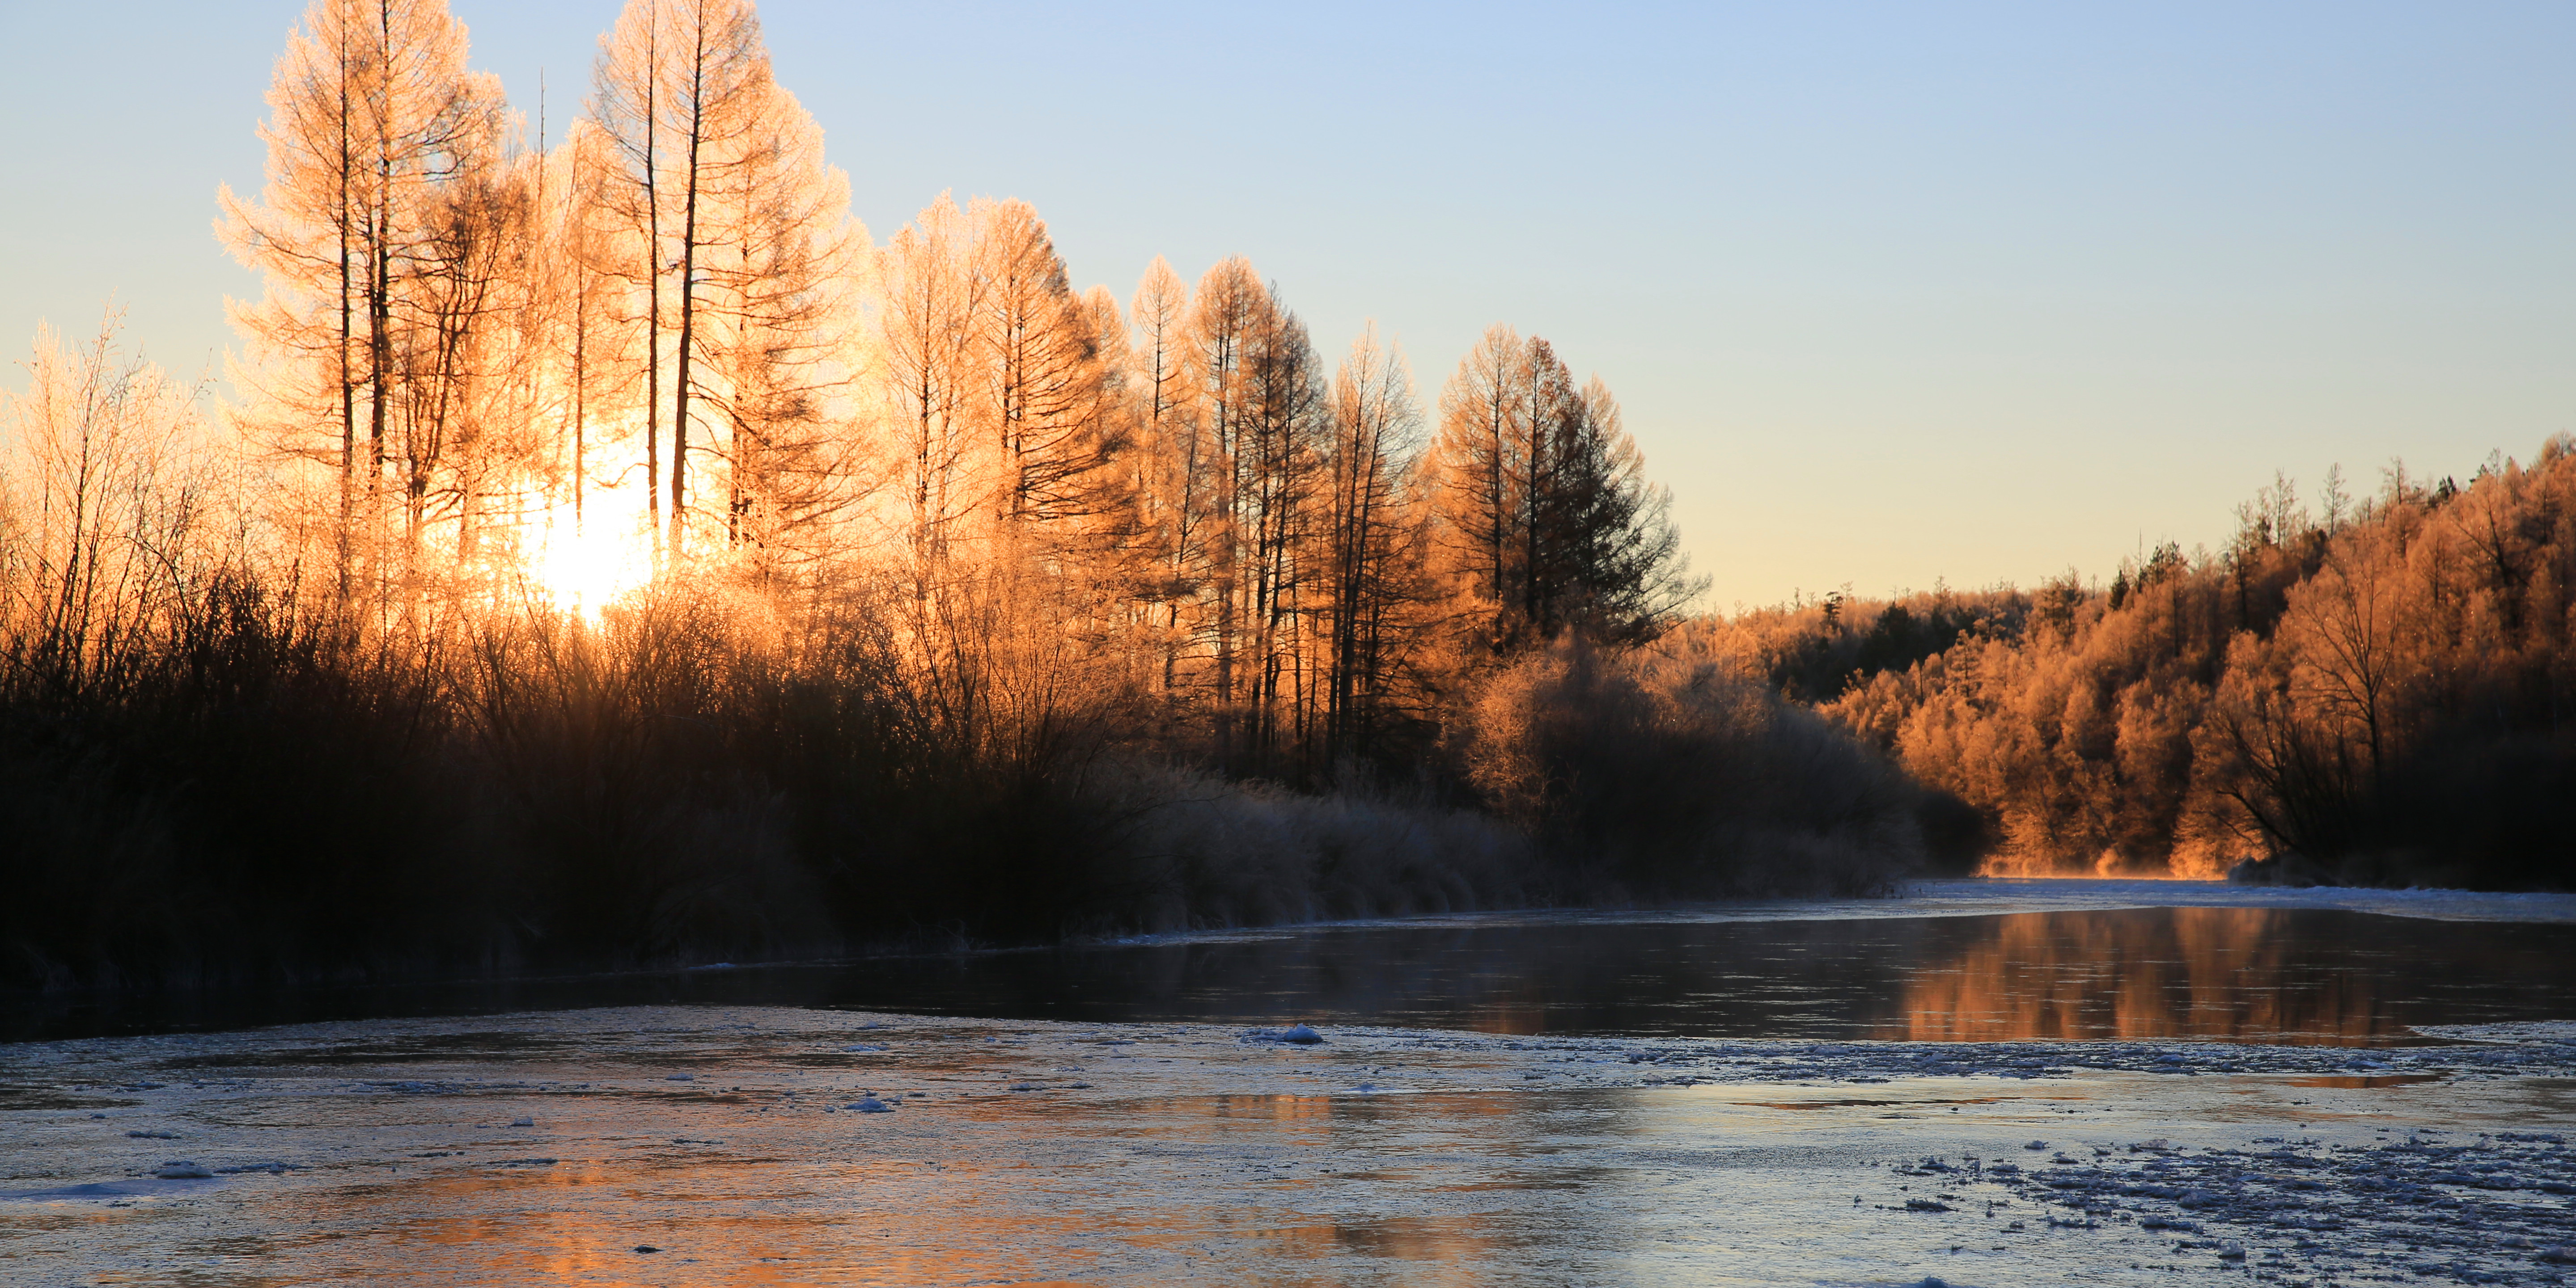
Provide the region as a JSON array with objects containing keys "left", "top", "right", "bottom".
[{"left": 5, "top": 880, "right": 2574, "bottom": 1284}]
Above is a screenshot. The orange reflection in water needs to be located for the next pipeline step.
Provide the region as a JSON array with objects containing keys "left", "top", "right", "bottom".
[
  {"left": 1245, "top": 1212, "right": 1545, "bottom": 1279},
  {"left": 313, "top": 1090, "right": 1566, "bottom": 1288},
  {"left": 1868, "top": 908, "right": 2403, "bottom": 1045},
  {"left": 354, "top": 1158, "right": 1120, "bottom": 1288}
]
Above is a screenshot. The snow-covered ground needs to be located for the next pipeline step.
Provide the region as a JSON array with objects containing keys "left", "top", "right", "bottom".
[{"left": 4, "top": 1005, "right": 2572, "bottom": 1285}]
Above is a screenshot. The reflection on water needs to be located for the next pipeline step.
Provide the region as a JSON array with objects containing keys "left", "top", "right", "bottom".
[
  {"left": 15, "top": 907, "right": 2575, "bottom": 1045},
  {"left": 304, "top": 1085, "right": 1639, "bottom": 1288},
  {"left": 1870, "top": 907, "right": 2410, "bottom": 1043}
]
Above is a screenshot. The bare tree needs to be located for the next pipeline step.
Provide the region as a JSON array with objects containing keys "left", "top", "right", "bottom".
[{"left": 1, "top": 317, "right": 210, "bottom": 688}]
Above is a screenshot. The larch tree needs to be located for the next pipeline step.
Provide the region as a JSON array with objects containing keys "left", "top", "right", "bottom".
[
  {"left": 220, "top": 0, "right": 502, "bottom": 593},
  {"left": 1182, "top": 257, "right": 1269, "bottom": 750},
  {"left": 1230, "top": 290, "right": 1328, "bottom": 759},
  {"left": 1126, "top": 257, "right": 1212, "bottom": 695},
  {"left": 694, "top": 78, "right": 862, "bottom": 574},
  {"left": 874, "top": 194, "right": 987, "bottom": 592},
  {"left": 540, "top": 118, "right": 641, "bottom": 539},
  {"left": 1427, "top": 326, "right": 1695, "bottom": 654},
  {"left": 971, "top": 199, "right": 1123, "bottom": 541},
  {"left": 589, "top": 0, "right": 666, "bottom": 551},
  {"left": 592, "top": 0, "right": 796, "bottom": 562},
  {"left": 1067, "top": 281, "right": 1145, "bottom": 598},
  {"left": 395, "top": 155, "right": 531, "bottom": 573},
  {"left": 1319, "top": 325, "right": 1428, "bottom": 762},
  {"left": 1425, "top": 323, "right": 1535, "bottom": 647}
]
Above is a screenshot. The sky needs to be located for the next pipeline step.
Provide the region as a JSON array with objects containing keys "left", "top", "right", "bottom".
[{"left": 1, "top": 0, "right": 2568, "bottom": 612}]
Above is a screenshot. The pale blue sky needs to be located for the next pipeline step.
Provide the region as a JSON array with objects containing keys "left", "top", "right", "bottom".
[{"left": 3, "top": 1, "right": 2568, "bottom": 609}]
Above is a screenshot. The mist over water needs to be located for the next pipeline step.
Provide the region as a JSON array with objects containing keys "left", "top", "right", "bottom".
[{"left": 23, "top": 907, "right": 2575, "bottom": 1046}]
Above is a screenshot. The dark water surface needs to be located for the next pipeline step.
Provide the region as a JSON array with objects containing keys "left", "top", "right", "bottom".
[{"left": 11, "top": 906, "right": 2575, "bottom": 1045}]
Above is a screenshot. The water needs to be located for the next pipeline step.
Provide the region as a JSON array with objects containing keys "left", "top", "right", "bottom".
[
  {"left": 10, "top": 892, "right": 2576, "bottom": 1285},
  {"left": 18, "top": 904, "right": 2576, "bottom": 1046},
  {"left": 7, "top": 1004, "right": 2573, "bottom": 1286}
]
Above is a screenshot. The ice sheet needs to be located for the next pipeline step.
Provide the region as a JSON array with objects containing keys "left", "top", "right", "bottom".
[{"left": 4, "top": 1005, "right": 2571, "bottom": 1285}]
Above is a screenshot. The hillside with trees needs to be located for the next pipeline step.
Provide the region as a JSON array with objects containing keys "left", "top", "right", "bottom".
[
  {"left": 1700, "top": 448, "right": 2576, "bottom": 891},
  {"left": 0, "top": 0, "right": 1945, "bottom": 990}
]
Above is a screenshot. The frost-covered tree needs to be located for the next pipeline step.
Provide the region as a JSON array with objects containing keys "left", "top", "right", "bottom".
[
  {"left": 874, "top": 194, "right": 985, "bottom": 588},
  {"left": 1426, "top": 326, "right": 1693, "bottom": 654},
  {"left": 220, "top": 0, "right": 503, "bottom": 589},
  {"left": 1126, "top": 257, "right": 1214, "bottom": 694},
  {"left": 1318, "top": 325, "right": 1429, "bottom": 761},
  {"left": 594, "top": 0, "right": 849, "bottom": 561}
]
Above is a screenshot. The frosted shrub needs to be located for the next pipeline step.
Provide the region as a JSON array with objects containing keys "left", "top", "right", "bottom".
[{"left": 1455, "top": 638, "right": 1927, "bottom": 899}]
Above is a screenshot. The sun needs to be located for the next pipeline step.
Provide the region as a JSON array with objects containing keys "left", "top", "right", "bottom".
[{"left": 529, "top": 512, "right": 650, "bottom": 618}]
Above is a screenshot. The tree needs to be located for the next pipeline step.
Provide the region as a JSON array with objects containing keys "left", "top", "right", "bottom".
[
  {"left": 1126, "top": 257, "right": 1213, "bottom": 696},
  {"left": 874, "top": 194, "right": 985, "bottom": 592},
  {"left": 1, "top": 317, "right": 209, "bottom": 688},
  {"left": 1425, "top": 326, "right": 1695, "bottom": 654},
  {"left": 542, "top": 119, "right": 644, "bottom": 541},
  {"left": 1538, "top": 375, "right": 1696, "bottom": 644},
  {"left": 221, "top": 0, "right": 503, "bottom": 592},
  {"left": 693, "top": 79, "right": 862, "bottom": 572},
  {"left": 973, "top": 200, "right": 1100, "bottom": 526},
  {"left": 1234, "top": 296, "right": 1328, "bottom": 757},
  {"left": 395, "top": 156, "right": 534, "bottom": 574},
  {"left": 1181, "top": 264, "right": 1326, "bottom": 761},
  {"left": 1183, "top": 257, "right": 1269, "bottom": 749},
  {"left": 1426, "top": 323, "right": 1528, "bottom": 644},
  {"left": 1318, "top": 325, "right": 1428, "bottom": 761},
  {"left": 593, "top": 0, "right": 788, "bottom": 562}
]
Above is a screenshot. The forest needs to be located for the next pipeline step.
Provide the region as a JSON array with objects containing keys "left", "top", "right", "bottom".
[{"left": 3, "top": 0, "right": 2564, "bottom": 993}]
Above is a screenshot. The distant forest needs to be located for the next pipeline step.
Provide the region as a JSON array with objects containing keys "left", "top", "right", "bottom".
[
  {"left": 1711, "top": 448, "right": 2576, "bottom": 891},
  {"left": 3, "top": 0, "right": 2565, "bottom": 991}
]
